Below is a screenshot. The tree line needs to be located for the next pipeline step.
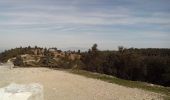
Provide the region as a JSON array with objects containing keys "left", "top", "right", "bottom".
[
  {"left": 81, "top": 44, "right": 170, "bottom": 86},
  {"left": 0, "top": 45, "right": 170, "bottom": 86}
]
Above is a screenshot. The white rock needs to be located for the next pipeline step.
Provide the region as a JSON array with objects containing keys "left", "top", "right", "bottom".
[
  {"left": 0, "top": 61, "right": 14, "bottom": 69},
  {"left": 0, "top": 83, "right": 43, "bottom": 100}
]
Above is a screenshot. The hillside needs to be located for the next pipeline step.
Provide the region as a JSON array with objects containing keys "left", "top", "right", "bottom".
[
  {"left": 0, "top": 45, "right": 170, "bottom": 87},
  {"left": 0, "top": 46, "right": 81, "bottom": 68}
]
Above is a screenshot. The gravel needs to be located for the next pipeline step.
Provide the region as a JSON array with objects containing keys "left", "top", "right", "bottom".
[{"left": 0, "top": 67, "right": 163, "bottom": 100}]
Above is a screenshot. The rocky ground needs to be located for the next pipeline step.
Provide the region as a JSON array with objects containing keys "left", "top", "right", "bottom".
[{"left": 0, "top": 67, "right": 163, "bottom": 100}]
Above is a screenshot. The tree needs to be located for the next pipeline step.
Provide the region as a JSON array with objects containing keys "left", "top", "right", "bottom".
[
  {"left": 77, "top": 50, "right": 81, "bottom": 54},
  {"left": 81, "top": 44, "right": 104, "bottom": 72},
  {"left": 92, "top": 43, "right": 98, "bottom": 52},
  {"left": 118, "top": 46, "right": 124, "bottom": 53}
]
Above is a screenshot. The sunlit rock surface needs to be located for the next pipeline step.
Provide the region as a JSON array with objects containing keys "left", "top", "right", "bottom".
[
  {"left": 0, "top": 83, "right": 43, "bottom": 100},
  {"left": 0, "top": 60, "right": 14, "bottom": 69}
]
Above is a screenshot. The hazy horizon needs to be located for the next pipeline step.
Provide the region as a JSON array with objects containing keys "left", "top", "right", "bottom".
[{"left": 0, "top": 0, "right": 170, "bottom": 50}]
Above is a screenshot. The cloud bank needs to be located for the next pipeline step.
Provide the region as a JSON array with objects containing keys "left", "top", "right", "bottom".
[{"left": 0, "top": 0, "right": 170, "bottom": 50}]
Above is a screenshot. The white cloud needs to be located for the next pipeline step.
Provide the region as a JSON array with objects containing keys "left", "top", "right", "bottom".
[
  {"left": 0, "top": 5, "right": 170, "bottom": 27},
  {"left": 0, "top": 0, "right": 170, "bottom": 49}
]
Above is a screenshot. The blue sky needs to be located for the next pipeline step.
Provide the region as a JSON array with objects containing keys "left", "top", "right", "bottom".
[{"left": 0, "top": 0, "right": 170, "bottom": 50}]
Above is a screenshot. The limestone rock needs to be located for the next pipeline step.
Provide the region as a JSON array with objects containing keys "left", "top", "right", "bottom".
[{"left": 0, "top": 83, "right": 43, "bottom": 100}]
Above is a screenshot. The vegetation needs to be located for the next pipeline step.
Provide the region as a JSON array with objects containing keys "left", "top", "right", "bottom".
[
  {"left": 81, "top": 44, "right": 170, "bottom": 87},
  {"left": 0, "top": 46, "right": 35, "bottom": 62},
  {"left": 0, "top": 44, "right": 170, "bottom": 87},
  {"left": 13, "top": 55, "right": 24, "bottom": 66}
]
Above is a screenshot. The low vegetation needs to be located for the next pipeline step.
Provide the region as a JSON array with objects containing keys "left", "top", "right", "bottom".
[{"left": 0, "top": 44, "right": 170, "bottom": 88}]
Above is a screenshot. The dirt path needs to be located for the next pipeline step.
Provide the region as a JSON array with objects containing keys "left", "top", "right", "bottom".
[{"left": 0, "top": 68, "right": 163, "bottom": 100}]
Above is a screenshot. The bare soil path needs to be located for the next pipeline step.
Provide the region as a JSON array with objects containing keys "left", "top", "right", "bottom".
[{"left": 0, "top": 68, "right": 163, "bottom": 100}]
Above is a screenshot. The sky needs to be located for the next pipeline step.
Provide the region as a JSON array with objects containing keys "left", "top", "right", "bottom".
[{"left": 0, "top": 0, "right": 170, "bottom": 51}]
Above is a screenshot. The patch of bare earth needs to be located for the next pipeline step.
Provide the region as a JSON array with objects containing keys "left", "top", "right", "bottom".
[{"left": 0, "top": 68, "right": 163, "bottom": 100}]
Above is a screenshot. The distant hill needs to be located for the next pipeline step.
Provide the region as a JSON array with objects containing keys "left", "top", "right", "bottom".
[{"left": 62, "top": 47, "right": 88, "bottom": 52}]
